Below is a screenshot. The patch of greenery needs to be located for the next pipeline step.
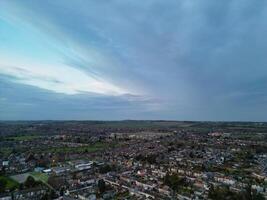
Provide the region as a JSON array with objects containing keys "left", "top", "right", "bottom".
[
  {"left": 23, "top": 176, "right": 42, "bottom": 189},
  {"left": 99, "top": 164, "right": 117, "bottom": 174},
  {"left": 6, "top": 135, "right": 40, "bottom": 141},
  {"left": 0, "top": 147, "right": 12, "bottom": 157},
  {"left": 30, "top": 172, "right": 49, "bottom": 183},
  {"left": 164, "top": 173, "right": 187, "bottom": 191},
  {"left": 0, "top": 176, "right": 19, "bottom": 192},
  {"left": 135, "top": 154, "right": 158, "bottom": 164},
  {"left": 41, "top": 142, "right": 112, "bottom": 154}
]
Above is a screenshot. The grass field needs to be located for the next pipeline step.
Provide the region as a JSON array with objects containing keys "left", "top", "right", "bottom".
[
  {"left": 0, "top": 176, "right": 19, "bottom": 191},
  {"left": 42, "top": 142, "right": 113, "bottom": 153},
  {"left": 10, "top": 172, "right": 51, "bottom": 189},
  {"left": 6, "top": 135, "right": 40, "bottom": 141},
  {"left": 10, "top": 173, "right": 30, "bottom": 183},
  {"left": 11, "top": 172, "right": 49, "bottom": 184},
  {"left": 0, "top": 147, "right": 12, "bottom": 157},
  {"left": 30, "top": 172, "right": 49, "bottom": 183}
]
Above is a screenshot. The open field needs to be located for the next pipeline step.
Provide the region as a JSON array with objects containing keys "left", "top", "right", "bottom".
[
  {"left": 48, "top": 144, "right": 106, "bottom": 153},
  {"left": 10, "top": 172, "right": 49, "bottom": 184},
  {"left": 0, "top": 147, "right": 12, "bottom": 157},
  {"left": 30, "top": 172, "right": 49, "bottom": 183},
  {"left": 10, "top": 173, "right": 30, "bottom": 184},
  {"left": 0, "top": 176, "right": 19, "bottom": 190},
  {"left": 36, "top": 142, "right": 115, "bottom": 154},
  {"left": 6, "top": 135, "right": 40, "bottom": 141}
]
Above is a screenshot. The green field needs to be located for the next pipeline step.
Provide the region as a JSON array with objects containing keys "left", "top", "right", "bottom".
[
  {"left": 41, "top": 142, "right": 113, "bottom": 153},
  {"left": 0, "top": 176, "right": 19, "bottom": 191},
  {"left": 10, "top": 172, "right": 49, "bottom": 184},
  {"left": 1, "top": 141, "right": 114, "bottom": 157},
  {"left": 10, "top": 173, "right": 31, "bottom": 184},
  {"left": 30, "top": 172, "right": 49, "bottom": 183},
  {"left": 0, "top": 147, "right": 12, "bottom": 157},
  {"left": 6, "top": 135, "right": 40, "bottom": 141}
]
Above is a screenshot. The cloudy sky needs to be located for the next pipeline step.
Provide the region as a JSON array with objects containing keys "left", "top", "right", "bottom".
[{"left": 0, "top": 0, "right": 267, "bottom": 121}]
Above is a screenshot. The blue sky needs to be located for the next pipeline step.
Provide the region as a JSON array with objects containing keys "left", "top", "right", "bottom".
[{"left": 0, "top": 0, "right": 267, "bottom": 121}]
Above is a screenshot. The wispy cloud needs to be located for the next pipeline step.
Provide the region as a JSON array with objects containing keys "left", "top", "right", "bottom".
[
  {"left": 0, "top": 57, "right": 128, "bottom": 95},
  {"left": 1, "top": 0, "right": 267, "bottom": 120},
  {"left": 0, "top": 1, "right": 137, "bottom": 96}
]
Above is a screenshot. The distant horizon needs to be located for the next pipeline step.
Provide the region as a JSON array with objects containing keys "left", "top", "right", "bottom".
[
  {"left": 0, "top": 119, "right": 266, "bottom": 123},
  {"left": 1, "top": 1, "right": 267, "bottom": 121}
]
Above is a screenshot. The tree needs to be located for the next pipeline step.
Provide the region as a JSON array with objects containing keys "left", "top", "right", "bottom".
[
  {"left": 19, "top": 183, "right": 24, "bottom": 190},
  {"left": 0, "top": 178, "right": 7, "bottom": 193},
  {"left": 60, "top": 187, "right": 64, "bottom": 196},
  {"left": 164, "top": 173, "right": 187, "bottom": 191},
  {"left": 252, "top": 192, "right": 265, "bottom": 200},
  {"left": 0, "top": 166, "right": 6, "bottom": 175},
  {"left": 24, "top": 176, "right": 38, "bottom": 188},
  {"left": 49, "top": 189, "right": 57, "bottom": 199},
  {"left": 98, "top": 179, "right": 106, "bottom": 194},
  {"left": 99, "top": 164, "right": 113, "bottom": 174},
  {"left": 47, "top": 176, "right": 66, "bottom": 190}
]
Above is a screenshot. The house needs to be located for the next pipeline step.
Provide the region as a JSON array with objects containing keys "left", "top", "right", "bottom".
[
  {"left": 74, "top": 161, "right": 93, "bottom": 171},
  {"left": 0, "top": 195, "right": 12, "bottom": 200},
  {"left": 43, "top": 169, "right": 52, "bottom": 173},
  {"left": 52, "top": 167, "right": 70, "bottom": 175},
  {"left": 34, "top": 167, "right": 44, "bottom": 173},
  {"left": 2, "top": 161, "right": 9, "bottom": 167},
  {"left": 12, "top": 186, "right": 48, "bottom": 200}
]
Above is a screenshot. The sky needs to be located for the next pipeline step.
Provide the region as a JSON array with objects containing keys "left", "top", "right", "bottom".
[{"left": 0, "top": 0, "right": 267, "bottom": 121}]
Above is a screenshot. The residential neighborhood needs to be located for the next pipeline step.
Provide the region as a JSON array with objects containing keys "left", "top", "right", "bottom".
[{"left": 0, "top": 121, "right": 266, "bottom": 199}]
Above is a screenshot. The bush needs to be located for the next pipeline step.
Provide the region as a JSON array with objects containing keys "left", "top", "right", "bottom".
[
  {"left": 24, "top": 176, "right": 40, "bottom": 188},
  {"left": 98, "top": 179, "right": 106, "bottom": 194},
  {"left": 99, "top": 164, "right": 114, "bottom": 174},
  {"left": 164, "top": 173, "right": 187, "bottom": 191}
]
